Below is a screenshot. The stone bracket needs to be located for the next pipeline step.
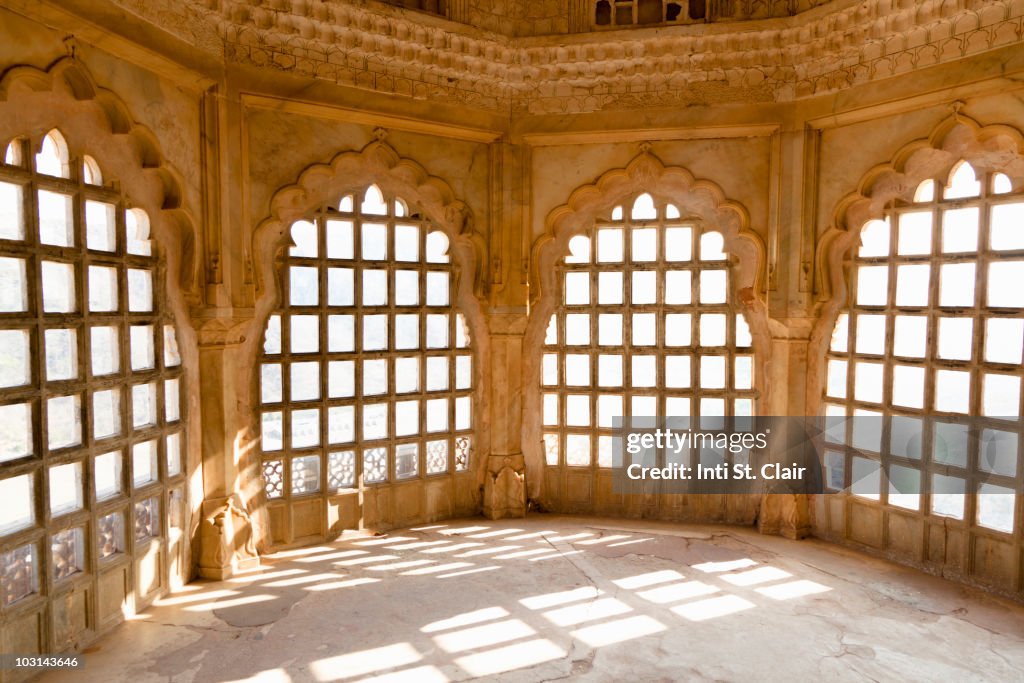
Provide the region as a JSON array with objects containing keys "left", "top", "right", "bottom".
[
  {"left": 197, "top": 494, "right": 261, "bottom": 580},
  {"left": 482, "top": 454, "right": 527, "bottom": 520}
]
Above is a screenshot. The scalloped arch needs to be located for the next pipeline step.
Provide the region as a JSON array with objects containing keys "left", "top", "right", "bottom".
[
  {"left": 0, "top": 57, "right": 200, "bottom": 301},
  {"left": 808, "top": 113, "right": 1024, "bottom": 412},
  {"left": 521, "top": 151, "right": 771, "bottom": 498}
]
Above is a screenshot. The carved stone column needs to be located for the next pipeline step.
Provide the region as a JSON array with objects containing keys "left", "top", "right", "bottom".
[
  {"left": 483, "top": 309, "right": 528, "bottom": 519},
  {"left": 195, "top": 312, "right": 261, "bottom": 578}
]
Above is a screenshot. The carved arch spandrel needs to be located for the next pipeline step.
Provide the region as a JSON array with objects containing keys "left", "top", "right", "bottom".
[
  {"left": 808, "top": 113, "right": 1024, "bottom": 413},
  {"left": 0, "top": 57, "right": 201, "bottom": 303},
  {"left": 522, "top": 150, "right": 770, "bottom": 498},
  {"left": 240, "top": 139, "right": 491, "bottom": 505}
]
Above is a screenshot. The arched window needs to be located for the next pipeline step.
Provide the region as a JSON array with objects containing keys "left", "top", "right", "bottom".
[
  {"left": 823, "top": 162, "right": 1021, "bottom": 535},
  {"left": 257, "top": 185, "right": 473, "bottom": 529},
  {"left": 0, "top": 131, "right": 186, "bottom": 616},
  {"left": 541, "top": 192, "right": 755, "bottom": 470}
]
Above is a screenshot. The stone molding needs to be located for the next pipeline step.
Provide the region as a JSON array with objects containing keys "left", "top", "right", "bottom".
[{"left": 105, "top": 0, "right": 1024, "bottom": 114}]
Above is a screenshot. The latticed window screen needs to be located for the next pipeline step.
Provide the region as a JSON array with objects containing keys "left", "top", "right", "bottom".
[
  {"left": 542, "top": 192, "right": 755, "bottom": 468},
  {"left": 0, "top": 130, "right": 185, "bottom": 610},
  {"left": 594, "top": 0, "right": 712, "bottom": 26},
  {"left": 258, "top": 185, "right": 473, "bottom": 502},
  {"left": 824, "top": 162, "right": 1023, "bottom": 535}
]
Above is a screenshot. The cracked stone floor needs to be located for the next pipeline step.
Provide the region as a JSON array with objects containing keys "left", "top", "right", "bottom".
[{"left": 39, "top": 516, "right": 1024, "bottom": 682}]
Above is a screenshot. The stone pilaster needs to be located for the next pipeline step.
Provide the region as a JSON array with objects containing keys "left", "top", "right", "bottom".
[{"left": 483, "top": 309, "right": 528, "bottom": 519}]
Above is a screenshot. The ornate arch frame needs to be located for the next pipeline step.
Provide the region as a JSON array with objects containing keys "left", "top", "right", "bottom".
[
  {"left": 807, "top": 113, "right": 1024, "bottom": 413},
  {"left": 522, "top": 150, "right": 770, "bottom": 499},
  {"left": 239, "top": 138, "right": 491, "bottom": 519},
  {"left": 0, "top": 56, "right": 202, "bottom": 568}
]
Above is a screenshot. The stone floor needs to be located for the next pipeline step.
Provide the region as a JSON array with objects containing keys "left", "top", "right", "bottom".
[{"left": 41, "top": 516, "right": 1024, "bottom": 682}]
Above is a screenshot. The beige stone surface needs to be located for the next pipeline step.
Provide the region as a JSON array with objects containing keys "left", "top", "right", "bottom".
[{"left": 36, "top": 516, "right": 1024, "bottom": 682}]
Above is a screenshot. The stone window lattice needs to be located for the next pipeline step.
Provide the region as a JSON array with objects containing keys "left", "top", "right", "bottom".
[
  {"left": 542, "top": 192, "right": 755, "bottom": 469},
  {"left": 824, "top": 162, "right": 1023, "bottom": 536},
  {"left": 0, "top": 130, "right": 184, "bottom": 610},
  {"left": 258, "top": 185, "right": 473, "bottom": 502}
]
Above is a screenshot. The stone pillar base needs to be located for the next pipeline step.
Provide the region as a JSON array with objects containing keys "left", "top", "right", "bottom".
[
  {"left": 483, "top": 454, "right": 527, "bottom": 520},
  {"left": 198, "top": 495, "right": 261, "bottom": 580},
  {"left": 758, "top": 493, "right": 811, "bottom": 540}
]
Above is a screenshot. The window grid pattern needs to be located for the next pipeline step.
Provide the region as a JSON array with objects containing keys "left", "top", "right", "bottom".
[
  {"left": 0, "top": 132, "right": 185, "bottom": 612},
  {"left": 542, "top": 193, "right": 755, "bottom": 469},
  {"left": 258, "top": 186, "right": 473, "bottom": 503},
  {"left": 824, "top": 163, "right": 1023, "bottom": 536}
]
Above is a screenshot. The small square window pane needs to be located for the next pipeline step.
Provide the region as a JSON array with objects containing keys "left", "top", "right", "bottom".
[
  {"left": 363, "top": 403, "right": 388, "bottom": 441},
  {"left": 632, "top": 355, "right": 656, "bottom": 388},
  {"left": 935, "top": 370, "right": 970, "bottom": 413},
  {"left": 853, "top": 362, "right": 883, "bottom": 404},
  {"left": 426, "top": 398, "right": 448, "bottom": 432},
  {"left": 328, "top": 405, "right": 355, "bottom": 444},
  {"left": 632, "top": 313, "right": 656, "bottom": 346},
  {"left": 665, "top": 227, "right": 692, "bottom": 261},
  {"left": 395, "top": 400, "right": 419, "bottom": 437},
  {"left": 326, "top": 220, "right": 353, "bottom": 259},
  {"left": 394, "top": 224, "right": 419, "bottom": 261},
  {"left": 127, "top": 269, "right": 153, "bottom": 312},
  {"left": 328, "top": 360, "right": 355, "bottom": 398},
  {"left": 261, "top": 412, "right": 283, "bottom": 451},
  {"left": 94, "top": 451, "right": 122, "bottom": 500},
  {"left": 597, "top": 228, "right": 623, "bottom": 262},
  {"left": 0, "top": 182, "right": 23, "bottom": 241},
  {"left": 566, "top": 395, "right": 590, "bottom": 426},
  {"left": 395, "top": 357, "right": 420, "bottom": 394},
  {"left": 664, "top": 271, "right": 691, "bottom": 305},
  {"left": 0, "top": 330, "right": 29, "bottom": 388},
  {"left": 41, "top": 261, "right": 75, "bottom": 313},
  {"left": 632, "top": 271, "right": 656, "bottom": 304},
  {"left": 939, "top": 263, "right": 975, "bottom": 307},
  {"left": 361, "top": 223, "right": 387, "bottom": 260},
  {"left": 566, "top": 435, "right": 590, "bottom": 466},
  {"left": 363, "top": 359, "right": 388, "bottom": 396},
  {"left": 261, "top": 363, "right": 282, "bottom": 403},
  {"left": 856, "top": 266, "right": 888, "bottom": 306},
  {"left": 456, "top": 355, "right": 471, "bottom": 390},
  {"left": 98, "top": 512, "right": 125, "bottom": 559},
  {"left": 291, "top": 315, "right": 320, "bottom": 354},
  {"left": 990, "top": 203, "right": 1024, "bottom": 250},
  {"left": 699, "top": 270, "right": 727, "bottom": 304},
  {"left": 426, "top": 232, "right": 449, "bottom": 263},
  {"left": 328, "top": 268, "right": 354, "bottom": 306},
  {"left": 894, "top": 265, "right": 929, "bottom": 307},
  {"left": 565, "top": 272, "right": 590, "bottom": 305},
  {"left": 0, "top": 403, "right": 31, "bottom": 462},
  {"left": 0, "top": 474, "right": 34, "bottom": 535},
  {"left": 131, "top": 383, "right": 156, "bottom": 428},
  {"left": 937, "top": 317, "right": 972, "bottom": 361},
  {"left": 91, "top": 326, "right": 120, "bottom": 376},
  {"left": 396, "top": 444, "right": 419, "bottom": 479},
  {"left": 49, "top": 462, "right": 83, "bottom": 516},
  {"left": 455, "top": 396, "right": 471, "bottom": 430},
  {"left": 858, "top": 219, "right": 889, "bottom": 257},
  {"left": 292, "top": 408, "right": 320, "bottom": 448},
  {"left": 289, "top": 266, "right": 319, "bottom": 306},
  {"left": 988, "top": 262, "right": 1024, "bottom": 308},
  {"left": 132, "top": 440, "right": 158, "bottom": 488},
  {"left": 47, "top": 394, "right": 81, "bottom": 450},
  {"left": 830, "top": 314, "right": 849, "bottom": 352},
  {"left": 426, "top": 356, "right": 448, "bottom": 391},
  {"left": 291, "top": 362, "right": 320, "bottom": 401},
  {"left": 394, "top": 270, "right": 418, "bottom": 306},
  {"left": 85, "top": 200, "right": 116, "bottom": 252},
  {"left": 699, "top": 314, "right": 726, "bottom": 347},
  {"left": 426, "top": 272, "right": 449, "bottom": 306},
  {"left": 0, "top": 257, "right": 27, "bottom": 312},
  {"left": 263, "top": 315, "right": 281, "bottom": 354},
  {"left": 565, "top": 314, "right": 590, "bottom": 345},
  {"left": 979, "top": 429, "right": 1017, "bottom": 476},
  {"left": 166, "top": 432, "right": 182, "bottom": 477},
  {"left": 699, "top": 232, "right": 727, "bottom": 261},
  {"left": 985, "top": 318, "right": 1024, "bottom": 364},
  {"left": 130, "top": 325, "right": 155, "bottom": 371},
  {"left": 134, "top": 497, "right": 160, "bottom": 541},
  {"left": 395, "top": 314, "right": 419, "bottom": 350},
  {"left": 93, "top": 389, "right": 121, "bottom": 440},
  {"left": 850, "top": 456, "right": 881, "bottom": 500},
  {"left": 826, "top": 359, "right": 847, "bottom": 398},
  {"left": 426, "top": 441, "right": 448, "bottom": 475},
  {"left": 941, "top": 207, "right": 979, "bottom": 253},
  {"left": 598, "top": 354, "right": 622, "bottom": 387},
  {"left": 38, "top": 190, "right": 73, "bottom": 246},
  {"left": 291, "top": 455, "right": 321, "bottom": 495},
  {"left": 597, "top": 395, "right": 623, "bottom": 429},
  {"left": 891, "top": 365, "right": 925, "bottom": 409},
  {"left": 51, "top": 527, "right": 85, "bottom": 580},
  {"left": 735, "top": 356, "right": 753, "bottom": 390},
  {"left": 363, "top": 447, "right": 388, "bottom": 483},
  {"left": 854, "top": 314, "right": 885, "bottom": 355},
  {"left": 665, "top": 355, "right": 691, "bottom": 389},
  {"left": 328, "top": 315, "right": 354, "bottom": 352},
  {"left": 363, "top": 269, "right": 388, "bottom": 306},
  {"left": 566, "top": 353, "right": 590, "bottom": 386},
  {"left": 543, "top": 393, "right": 558, "bottom": 426},
  {"left": 665, "top": 314, "right": 691, "bottom": 347},
  {"left": 977, "top": 483, "right": 1014, "bottom": 533},
  {"left": 897, "top": 211, "right": 931, "bottom": 255},
  {"left": 88, "top": 266, "right": 119, "bottom": 312},
  {"left": 632, "top": 228, "right": 657, "bottom": 261},
  {"left": 889, "top": 416, "right": 923, "bottom": 459},
  {"left": 983, "top": 374, "right": 1020, "bottom": 418},
  {"left": 598, "top": 314, "right": 622, "bottom": 346},
  {"left": 364, "top": 315, "right": 388, "bottom": 351},
  {"left": 893, "top": 315, "right": 927, "bottom": 358},
  {"left": 597, "top": 272, "right": 622, "bottom": 305},
  {"left": 700, "top": 356, "right": 726, "bottom": 389},
  {"left": 426, "top": 314, "right": 448, "bottom": 349},
  {"left": 45, "top": 328, "right": 77, "bottom": 381}
]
